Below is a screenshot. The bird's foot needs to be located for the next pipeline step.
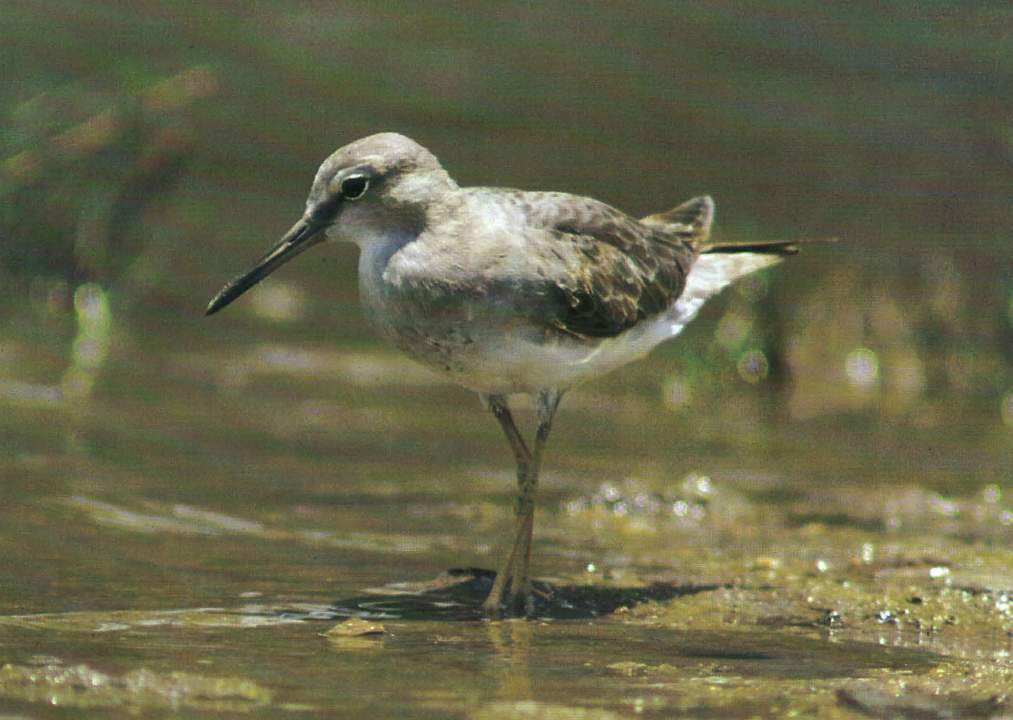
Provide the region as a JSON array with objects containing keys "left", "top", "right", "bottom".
[
  {"left": 482, "top": 592, "right": 532, "bottom": 617},
  {"left": 482, "top": 575, "right": 547, "bottom": 617}
]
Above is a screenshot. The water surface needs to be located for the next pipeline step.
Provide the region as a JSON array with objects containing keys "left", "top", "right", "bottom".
[{"left": 1, "top": 2, "right": 1010, "bottom": 717}]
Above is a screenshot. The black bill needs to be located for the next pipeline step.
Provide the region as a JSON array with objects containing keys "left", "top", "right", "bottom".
[{"left": 206, "top": 217, "right": 325, "bottom": 316}]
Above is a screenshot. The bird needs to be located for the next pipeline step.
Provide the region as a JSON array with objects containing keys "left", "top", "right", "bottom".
[{"left": 207, "top": 132, "right": 811, "bottom": 615}]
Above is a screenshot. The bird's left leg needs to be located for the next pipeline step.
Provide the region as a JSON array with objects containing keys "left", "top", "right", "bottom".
[
  {"left": 482, "top": 394, "right": 532, "bottom": 614},
  {"left": 511, "top": 388, "right": 562, "bottom": 613}
]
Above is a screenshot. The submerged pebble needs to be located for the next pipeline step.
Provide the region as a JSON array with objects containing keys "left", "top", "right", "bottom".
[{"left": 324, "top": 618, "right": 387, "bottom": 637}]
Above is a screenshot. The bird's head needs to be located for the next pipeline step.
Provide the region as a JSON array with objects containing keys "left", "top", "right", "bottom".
[{"left": 206, "top": 132, "right": 453, "bottom": 316}]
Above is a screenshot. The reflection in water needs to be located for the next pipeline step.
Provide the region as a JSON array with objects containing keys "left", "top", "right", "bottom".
[
  {"left": 487, "top": 619, "right": 533, "bottom": 705},
  {"left": 0, "top": 657, "right": 272, "bottom": 713},
  {"left": 64, "top": 494, "right": 455, "bottom": 554},
  {"left": 61, "top": 283, "right": 111, "bottom": 402}
]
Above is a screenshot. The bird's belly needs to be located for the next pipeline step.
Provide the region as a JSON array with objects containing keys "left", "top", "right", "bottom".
[
  {"left": 360, "top": 294, "right": 531, "bottom": 392},
  {"left": 355, "top": 244, "right": 567, "bottom": 393},
  {"left": 357, "top": 241, "right": 684, "bottom": 395},
  {"left": 363, "top": 297, "right": 659, "bottom": 395}
]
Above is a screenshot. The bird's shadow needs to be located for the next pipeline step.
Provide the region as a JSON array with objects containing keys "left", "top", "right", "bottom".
[{"left": 280, "top": 568, "right": 721, "bottom": 621}]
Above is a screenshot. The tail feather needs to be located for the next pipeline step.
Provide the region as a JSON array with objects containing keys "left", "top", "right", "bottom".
[
  {"left": 701, "top": 239, "right": 800, "bottom": 256},
  {"left": 640, "top": 196, "right": 836, "bottom": 330},
  {"left": 641, "top": 195, "right": 714, "bottom": 240},
  {"left": 634, "top": 196, "right": 836, "bottom": 341},
  {"left": 699, "top": 237, "right": 835, "bottom": 256},
  {"left": 675, "top": 237, "right": 835, "bottom": 325}
]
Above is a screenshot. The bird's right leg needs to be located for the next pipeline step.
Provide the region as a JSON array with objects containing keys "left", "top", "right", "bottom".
[{"left": 482, "top": 394, "right": 532, "bottom": 614}]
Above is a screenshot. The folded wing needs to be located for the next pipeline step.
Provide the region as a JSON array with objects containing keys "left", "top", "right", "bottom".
[{"left": 524, "top": 193, "right": 700, "bottom": 338}]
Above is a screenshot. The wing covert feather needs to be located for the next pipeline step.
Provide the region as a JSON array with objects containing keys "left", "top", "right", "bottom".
[{"left": 519, "top": 192, "right": 694, "bottom": 338}]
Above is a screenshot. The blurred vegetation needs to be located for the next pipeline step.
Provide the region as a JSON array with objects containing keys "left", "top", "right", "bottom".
[
  {"left": 0, "top": 2, "right": 1009, "bottom": 428},
  {"left": 0, "top": 67, "right": 215, "bottom": 305}
]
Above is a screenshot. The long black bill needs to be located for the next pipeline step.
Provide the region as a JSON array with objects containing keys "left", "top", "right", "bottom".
[{"left": 206, "top": 217, "right": 325, "bottom": 316}]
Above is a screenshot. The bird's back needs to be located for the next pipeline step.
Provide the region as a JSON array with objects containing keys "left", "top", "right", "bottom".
[{"left": 387, "top": 187, "right": 698, "bottom": 339}]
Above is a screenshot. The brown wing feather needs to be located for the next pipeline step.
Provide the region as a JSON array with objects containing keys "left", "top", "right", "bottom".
[{"left": 521, "top": 192, "right": 696, "bottom": 339}]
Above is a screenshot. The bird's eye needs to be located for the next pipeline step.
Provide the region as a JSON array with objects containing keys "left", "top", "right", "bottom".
[{"left": 341, "top": 175, "right": 369, "bottom": 200}]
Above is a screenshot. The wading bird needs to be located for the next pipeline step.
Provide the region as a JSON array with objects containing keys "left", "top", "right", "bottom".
[{"left": 207, "top": 133, "right": 810, "bottom": 614}]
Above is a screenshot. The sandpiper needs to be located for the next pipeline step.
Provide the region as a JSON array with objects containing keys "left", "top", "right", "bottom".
[{"left": 207, "top": 132, "right": 808, "bottom": 614}]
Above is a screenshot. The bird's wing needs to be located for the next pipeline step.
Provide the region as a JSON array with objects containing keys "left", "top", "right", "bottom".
[
  {"left": 386, "top": 190, "right": 699, "bottom": 340},
  {"left": 518, "top": 191, "right": 696, "bottom": 339}
]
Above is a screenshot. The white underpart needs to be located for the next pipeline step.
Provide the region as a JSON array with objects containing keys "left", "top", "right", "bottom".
[{"left": 668, "top": 252, "right": 782, "bottom": 336}]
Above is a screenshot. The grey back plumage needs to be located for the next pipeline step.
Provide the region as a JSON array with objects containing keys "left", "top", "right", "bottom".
[{"left": 385, "top": 187, "right": 707, "bottom": 341}]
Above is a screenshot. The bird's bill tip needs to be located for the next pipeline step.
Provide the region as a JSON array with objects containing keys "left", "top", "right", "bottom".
[
  {"left": 204, "top": 217, "right": 323, "bottom": 317},
  {"left": 205, "top": 294, "right": 226, "bottom": 316}
]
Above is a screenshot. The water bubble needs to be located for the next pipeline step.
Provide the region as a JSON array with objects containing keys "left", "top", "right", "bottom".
[
  {"left": 861, "top": 543, "right": 875, "bottom": 564},
  {"left": 249, "top": 281, "right": 306, "bottom": 323},
  {"left": 736, "top": 349, "right": 769, "bottom": 384},
  {"left": 564, "top": 499, "right": 586, "bottom": 516},
  {"left": 845, "top": 347, "right": 879, "bottom": 388},
  {"left": 874, "top": 609, "right": 895, "bottom": 624},
  {"left": 929, "top": 493, "right": 958, "bottom": 517},
  {"left": 692, "top": 474, "right": 712, "bottom": 496},
  {"left": 62, "top": 283, "right": 112, "bottom": 401},
  {"left": 601, "top": 483, "right": 621, "bottom": 502},
  {"left": 662, "top": 376, "right": 692, "bottom": 409},
  {"left": 715, "top": 311, "right": 750, "bottom": 350},
  {"left": 682, "top": 472, "right": 713, "bottom": 497},
  {"left": 74, "top": 283, "right": 107, "bottom": 317},
  {"left": 995, "top": 593, "right": 1009, "bottom": 614}
]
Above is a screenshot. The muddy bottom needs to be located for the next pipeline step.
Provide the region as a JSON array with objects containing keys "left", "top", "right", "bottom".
[{"left": 1, "top": 555, "right": 1010, "bottom": 719}]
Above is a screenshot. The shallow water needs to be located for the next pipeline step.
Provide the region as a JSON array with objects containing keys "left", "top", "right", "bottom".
[{"left": 1, "top": 3, "right": 1011, "bottom": 718}]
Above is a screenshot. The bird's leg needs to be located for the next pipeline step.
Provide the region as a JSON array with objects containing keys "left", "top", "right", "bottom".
[
  {"left": 511, "top": 389, "right": 562, "bottom": 614},
  {"left": 482, "top": 394, "right": 532, "bottom": 613}
]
